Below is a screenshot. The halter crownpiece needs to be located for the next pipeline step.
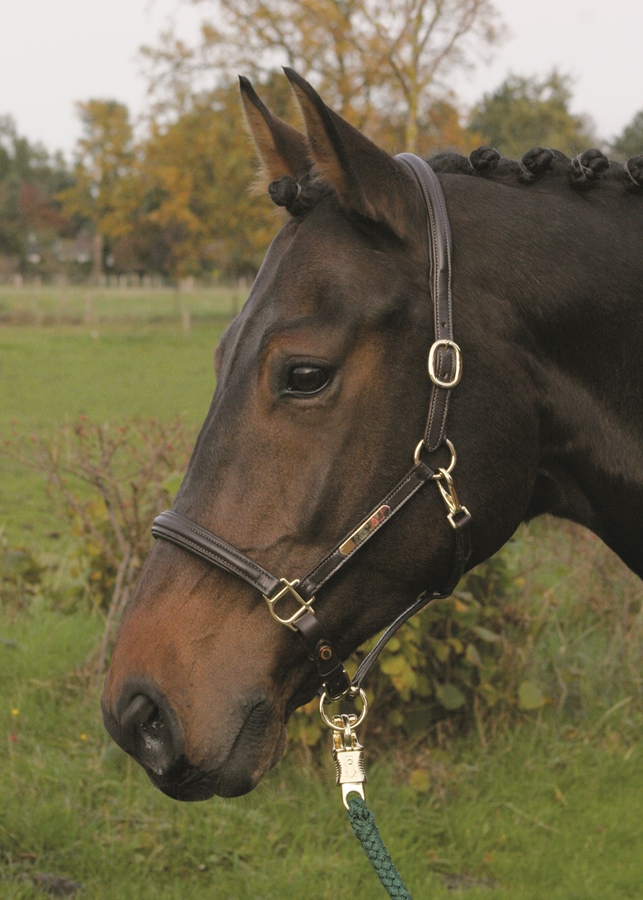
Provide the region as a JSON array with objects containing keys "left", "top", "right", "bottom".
[{"left": 151, "top": 154, "right": 472, "bottom": 703}]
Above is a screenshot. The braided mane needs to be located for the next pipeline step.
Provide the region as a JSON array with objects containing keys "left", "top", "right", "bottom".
[
  {"left": 268, "top": 146, "right": 643, "bottom": 215},
  {"left": 429, "top": 146, "right": 643, "bottom": 193}
]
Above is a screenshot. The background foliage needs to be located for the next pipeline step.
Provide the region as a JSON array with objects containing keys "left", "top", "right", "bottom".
[{"left": 2, "top": 0, "right": 642, "bottom": 284}]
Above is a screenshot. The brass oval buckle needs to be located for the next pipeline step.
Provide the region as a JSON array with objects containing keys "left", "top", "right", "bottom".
[{"left": 428, "top": 339, "right": 463, "bottom": 388}]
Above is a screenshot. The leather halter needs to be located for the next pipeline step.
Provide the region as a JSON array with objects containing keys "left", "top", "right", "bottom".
[{"left": 151, "top": 154, "right": 472, "bottom": 702}]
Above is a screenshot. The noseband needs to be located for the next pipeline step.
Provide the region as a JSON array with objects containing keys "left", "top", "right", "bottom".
[{"left": 151, "top": 155, "right": 472, "bottom": 703}]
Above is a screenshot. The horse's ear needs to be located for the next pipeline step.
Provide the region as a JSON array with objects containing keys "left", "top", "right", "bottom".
[
  {"left": 284, "top": 68, "right": 413, "bottom": 239},
  {"left": 239, "top": 76, "right": 312, "bottom": 184}
]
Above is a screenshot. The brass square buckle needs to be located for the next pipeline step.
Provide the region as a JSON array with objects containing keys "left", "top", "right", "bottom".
[{"left": 263, "top": 579, "right": 315, "bottom": 631}]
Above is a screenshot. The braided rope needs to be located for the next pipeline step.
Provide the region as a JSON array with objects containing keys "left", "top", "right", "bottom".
[{"left": 347, "top": 794, "right": 413, "bottom": 898}]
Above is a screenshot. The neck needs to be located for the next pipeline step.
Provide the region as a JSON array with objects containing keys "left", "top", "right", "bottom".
[{"left": 526, "top": 294, "right": 643, "bottom": 576}]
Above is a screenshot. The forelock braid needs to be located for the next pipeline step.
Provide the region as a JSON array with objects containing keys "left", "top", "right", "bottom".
[{"left": 268, "top": 174, "right": 331, "bottom": 215}]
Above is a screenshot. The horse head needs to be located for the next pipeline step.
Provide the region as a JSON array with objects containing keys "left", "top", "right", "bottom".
[{"left": 104, "top": 70, "right": 637, "bottom": 800}]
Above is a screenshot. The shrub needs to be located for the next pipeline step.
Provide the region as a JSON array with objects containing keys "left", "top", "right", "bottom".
[
  {"left": 0, "top": 527, "right": 45, "bottom": 614},
  {"left": 10, "top": 417, "right": 197, "bottom": 670}
]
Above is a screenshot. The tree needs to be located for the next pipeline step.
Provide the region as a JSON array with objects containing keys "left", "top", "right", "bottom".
[
  {"left": 469, "top": 71, "right": 594, "bottom": 159},
  {"left": 58, "top": 101, "right": 139, "bottom": 278},
  {"left": 0, "top": 116, "right": 73, "bottom": 273},
  {"left": 142, "top": 0, "right": 504, "bottom": 152},
  {"left": 610, "top": 110, "right": 643, "bottom": 161},
  {"left": 132, "top": 78, "right": 285, "bottom": 279}
]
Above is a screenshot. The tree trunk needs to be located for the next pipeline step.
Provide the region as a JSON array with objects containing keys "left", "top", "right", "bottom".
[{"left": 92, "top": 232, "right": 104, "bottom": 284}]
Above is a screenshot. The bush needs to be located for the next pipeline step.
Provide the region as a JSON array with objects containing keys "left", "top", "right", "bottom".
[
  {"left": 291, "top": 552, "right": 518, "bottom": 752},
  {"left": 9, "top": 417, "right": 197, "bottom": 670},
  {"left": 0, "top": 527, "right": 45, "bottom": 614}
]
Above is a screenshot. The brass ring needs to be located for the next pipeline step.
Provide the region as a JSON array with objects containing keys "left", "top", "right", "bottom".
[
  {"left": 319, "top": 688, "right": 368, "bottom": 730},
  {"left": 414, "top": 438, "right": 457, "bottom": 475}
]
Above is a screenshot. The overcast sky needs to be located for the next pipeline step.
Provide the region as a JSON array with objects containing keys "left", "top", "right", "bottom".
[{"left": 1, "top": 0, "right": 641, "bottom": 159}]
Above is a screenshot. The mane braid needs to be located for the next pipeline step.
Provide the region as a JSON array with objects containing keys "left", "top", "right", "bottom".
[
  {"left": 269, "top": 149, "right": 643, "bottom": 209},
  {"left": 624, "top": 155, "right": 643, "bottom": 191},
  {"left": 429, "top": 146, "right": 643, "bottom": 196},
  {"left": 569, "top": 149, "right": 609, "bottom": 189}
]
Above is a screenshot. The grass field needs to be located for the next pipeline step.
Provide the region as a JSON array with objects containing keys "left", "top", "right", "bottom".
[
  {"left": 1, "top": 603, "right": 641, "bottom": 899},
  {"left": 0, "top": 286, "right": 228, "bottom": 545},
  {"left": 1, "top": 287, "right": 642, "bottom": 898}
]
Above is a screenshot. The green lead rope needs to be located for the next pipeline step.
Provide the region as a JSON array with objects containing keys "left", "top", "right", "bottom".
[{"left": 347, "top": 794, "right": 413, "bottom": 899}]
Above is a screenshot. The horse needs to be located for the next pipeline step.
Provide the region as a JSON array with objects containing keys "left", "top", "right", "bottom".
[{"left": 101, "top": 69, "right": 643, "bottom": 802}]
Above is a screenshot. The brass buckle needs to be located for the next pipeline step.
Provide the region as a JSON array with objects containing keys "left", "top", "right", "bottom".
[
  {"left": 263, "top": 578, "right": 315, "bottom": 631},
  {"left": 428, "top": 339, "right": 462, "bottom": 388}
]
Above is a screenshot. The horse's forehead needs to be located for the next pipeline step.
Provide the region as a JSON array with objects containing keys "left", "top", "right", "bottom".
[
  {"left": 263, "top": 206, "right": 405, "bottom": 311},
  {"left": 217, "top": 204, "right": 411, "bottom": 373}
]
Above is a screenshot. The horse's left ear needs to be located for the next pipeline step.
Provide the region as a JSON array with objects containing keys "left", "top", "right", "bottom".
[
  {"left": 239, "top": 76, "right": 312, "bottom": 183},
  {"left": 284, "top": 68, "right": 414, "bottom": 239}
]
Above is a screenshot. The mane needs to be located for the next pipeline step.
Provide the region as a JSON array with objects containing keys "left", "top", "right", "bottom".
[
  {"left": 429, "top": 146, "right": 643, "bottom": 194},
  {"left": 267, "top": 147, "right": 643, "bottom": 215}
]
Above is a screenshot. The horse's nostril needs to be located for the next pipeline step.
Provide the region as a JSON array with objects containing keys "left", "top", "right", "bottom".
[
  {"left": 120, "top": 693, "right": 158, "bottom": 732},
  {"left": 112, "top": 688, "right": 185, "bottom": 777}
]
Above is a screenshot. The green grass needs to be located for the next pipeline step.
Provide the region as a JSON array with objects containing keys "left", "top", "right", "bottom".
[
  {"left": 0, "top": 284, "right": 245, "bottom": 326},
  {"left": 1, "top": 288, "right": 230, "bottom": 545},
  {"left": 1, "top": 604, "right": 641, "bottom": 898}
]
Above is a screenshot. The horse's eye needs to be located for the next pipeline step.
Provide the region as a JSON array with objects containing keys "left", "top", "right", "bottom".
[{"left": 286, "top": 365, "right": 332, "bottom": 395}]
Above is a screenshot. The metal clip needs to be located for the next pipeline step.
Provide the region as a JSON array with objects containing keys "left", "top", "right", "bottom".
[
  {"left": 435, "top": 468, "right": 470, "bottom": 529},
  {"left": 319, "top": 689, "right": 369, "bottom": 808},
  {"left": 332, "top": 714, "right": 367, "bottom": 809}
]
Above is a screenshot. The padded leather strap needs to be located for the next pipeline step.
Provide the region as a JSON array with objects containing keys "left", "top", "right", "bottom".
[
  {"left": 396, "top": 154, "right": 457, "bottom": 453},
  {"left": 297, "top": 459, "right": 435, "bottom": 600},
  {"left": 153, "top": 458, "right": 436, "bottom": 606},
  {"left": 151, "top": 510, "right": 281, "bottom": 598},
  {"left": 151, "top": 510, "right": 353, "bottom": 700}
]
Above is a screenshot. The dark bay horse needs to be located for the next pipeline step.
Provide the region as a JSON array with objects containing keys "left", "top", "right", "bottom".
[{"left": 102, "top": 70, "right": 643, "bottom": 801}]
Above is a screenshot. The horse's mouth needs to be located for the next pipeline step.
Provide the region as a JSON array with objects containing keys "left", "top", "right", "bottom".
[{"left": 145, "top": 700, "right": 288, "bottom": 801}]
